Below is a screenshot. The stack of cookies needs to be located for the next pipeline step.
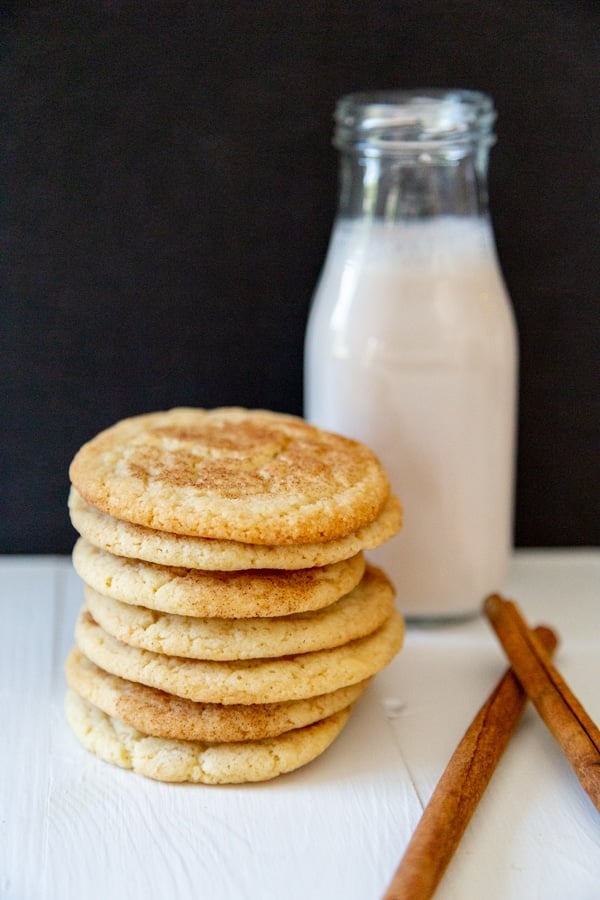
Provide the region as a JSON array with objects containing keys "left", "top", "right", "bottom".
[{"left": 65, "top": 407, "right": 404, "bottom": 784}]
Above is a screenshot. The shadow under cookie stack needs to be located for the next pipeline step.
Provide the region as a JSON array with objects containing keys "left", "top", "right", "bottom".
[{"left": 65, "top": 407, "right": 404, "bottom": 784}]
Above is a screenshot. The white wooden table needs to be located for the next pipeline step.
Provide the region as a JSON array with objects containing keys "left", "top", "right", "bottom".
[{"left": 1, "top": 550, "right": 598, "bottom": 900}]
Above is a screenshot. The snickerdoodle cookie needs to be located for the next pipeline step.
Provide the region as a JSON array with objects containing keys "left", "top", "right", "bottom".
[
  {"left": 65, "top": 689, "right": 352, "bottom": 784},
  {"left": 72, "top": 537, "right": 366, "bottom": 618},
  {"left": 83, "top": 564, "right": 393, "bottom": 660},
  {"left": 65, "top": 648, "right": 370, "bottom": 742},
  {"left": 75, "top": 606, "right": 404, "bottom": 705},
  {"left": 68, "top": 487, "right": 402, "bottom": 570},
  {"left": 69, "top": 407, "right": 391, "bottom": 545}
]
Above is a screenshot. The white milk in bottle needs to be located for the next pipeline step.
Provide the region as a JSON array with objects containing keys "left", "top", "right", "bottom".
[{"left": 304, "top": 91, "right": 518, "bottom": 621}]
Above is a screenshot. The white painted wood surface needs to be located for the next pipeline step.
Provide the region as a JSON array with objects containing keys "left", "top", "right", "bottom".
[{"left": 1, "top": 550, "right": 598, "bottom": 900}]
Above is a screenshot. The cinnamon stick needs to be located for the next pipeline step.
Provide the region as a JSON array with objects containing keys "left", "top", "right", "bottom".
[
  {"left": 484, "top": 593, "right": 600, "bottom": 812},
  {"left": 383, "top": 624, "right": 557, "bottom": 900}
]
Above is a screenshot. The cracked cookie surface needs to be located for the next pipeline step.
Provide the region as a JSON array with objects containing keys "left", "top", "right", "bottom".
[{"left": 69, "top": 407, "right": 391, "bottom": 544}]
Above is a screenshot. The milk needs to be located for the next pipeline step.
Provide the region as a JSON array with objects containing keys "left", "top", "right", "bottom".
[{"left": 304, "top": 216, "right": 517, "bottom": 620}]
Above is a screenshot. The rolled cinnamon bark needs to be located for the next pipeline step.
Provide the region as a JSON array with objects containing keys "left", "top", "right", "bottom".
[
  {"left": 484, "top": 593, "right": 600, "bottom": 812},
  {"left": 383, "top": 623, "right": 557, "bottom": 900}
]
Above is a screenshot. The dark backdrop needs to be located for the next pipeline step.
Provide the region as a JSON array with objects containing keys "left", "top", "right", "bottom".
[{"left": 1, "top": 1, "right": 598, "bottom": 553}]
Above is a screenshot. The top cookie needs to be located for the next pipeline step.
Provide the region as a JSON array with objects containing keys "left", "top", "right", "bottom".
[{"left": 69, "top": 408, "right": 391, "bottom": 545}]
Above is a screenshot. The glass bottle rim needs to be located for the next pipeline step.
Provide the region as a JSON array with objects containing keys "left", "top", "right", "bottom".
[{"left": 334, "top": 89, "right": 496, "bottom": 155}]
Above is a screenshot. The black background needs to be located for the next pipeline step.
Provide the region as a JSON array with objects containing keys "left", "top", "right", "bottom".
[{"left": 1, "top": 1, "right": 598, "bottom": 553}]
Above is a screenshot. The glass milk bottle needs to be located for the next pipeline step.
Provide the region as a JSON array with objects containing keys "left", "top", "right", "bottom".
[{"left": 304, "top": 90, "right": 518, "bottom": 621}]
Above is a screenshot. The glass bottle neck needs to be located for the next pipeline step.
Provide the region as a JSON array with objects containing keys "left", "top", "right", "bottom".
[{"left": 337, "top": 149, "right": 489, "bottom": 221}]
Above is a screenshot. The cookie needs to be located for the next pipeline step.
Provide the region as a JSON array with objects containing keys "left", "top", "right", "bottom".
[
  {"left": 65, "top": 689, "right": 352, "bottom": 784},
  {"left": 72, "top": 537, "right": 366, "bottom": 618},
  {"left": 65, "top": 648, "right": 370, "bottom": 742},
  {"left": 83, "top": 564, "right": 394, "bottom": 660},
  {"left": 75, "top": 606, "right": 405, "bottom": 705},
  {"left": 69, "top": 407, "right": 391, "bottom": 545},
  {"left": 68, "top": 487, "right": 402, "bottom": 570}
]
